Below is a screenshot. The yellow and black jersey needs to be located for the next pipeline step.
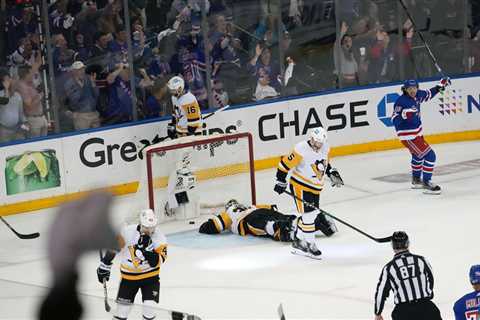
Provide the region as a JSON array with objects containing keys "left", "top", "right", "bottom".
[
  {"left": 171, "top": 91, "right": 202, "bottom": 135},
  {"left": 117, "top": 224, "right": 167, "bottom": 281},
  {"left": 207, "top": 204, "right": 277, "bottom": 236},
  {"left": 277, "top": 140, "right": 330, "bottom": 194}
]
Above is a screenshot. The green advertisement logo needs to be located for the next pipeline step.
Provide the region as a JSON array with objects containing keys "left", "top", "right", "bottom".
[{"left": 5, "top": 150, "right": 61, "bottom": 195}]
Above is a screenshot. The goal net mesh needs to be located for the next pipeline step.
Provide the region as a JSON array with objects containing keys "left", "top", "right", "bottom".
[{"left": 132, "top": 133, "right": 256, "bottom": 223}]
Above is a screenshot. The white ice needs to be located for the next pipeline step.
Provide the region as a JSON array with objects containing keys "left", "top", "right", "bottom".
[{"left": 0, "top": 141, "right": 479, "bottom": 320}]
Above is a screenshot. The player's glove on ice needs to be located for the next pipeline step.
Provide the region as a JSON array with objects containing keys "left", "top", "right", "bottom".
[
  {"left": 274, "top": 180, "right": 288, "bottom": 194},
  {"left": 97, "top": 261, "right": 112, "bottom": 283}
]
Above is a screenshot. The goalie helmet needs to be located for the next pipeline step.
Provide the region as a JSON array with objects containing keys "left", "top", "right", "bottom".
[
  {"left": 391, "top": 231, "right": 409, "bottom": 250},
  {"left": 140, "top": 209, "right": 158, "bottom": 228},
  {"left": 167, "top": 76, "right": 185, "bottom": 97}
]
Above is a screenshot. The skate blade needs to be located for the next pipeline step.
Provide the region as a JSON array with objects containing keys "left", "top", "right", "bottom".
[
  {"left": 423, "top": 189, "right": 441, "bottom": 195},
  {"left": 291, "top": 248, "right": 322, "bottom": 260},
  {"left": 411, "top": 184, "right": 424, "bottom": 189}
]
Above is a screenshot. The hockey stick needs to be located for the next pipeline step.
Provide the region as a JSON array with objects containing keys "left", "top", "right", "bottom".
[
  {"left": 202, "top": 104, "right": 231, "bottom": 120},
  {"left": 397, "top": 0, "right": 446, "bottom": 77},
  {"left": 99, "top": 250, "right": 111, "bottom": 312},
  {"left": 277, "top": 303, "right": 286, "bottom": 320},
  {"left": 284, "top": 191, "right": 392, "bottom": 243},
  {"left": 0, "top": 216, "right": 40, "bottom": 239}
]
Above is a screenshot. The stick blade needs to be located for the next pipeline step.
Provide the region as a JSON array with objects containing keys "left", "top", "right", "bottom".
[
  {"left": 104, "top": 300, "right": 111, "bottom": 312},
  {"left": 17, "top": 232, "right": 40, "bottom": 239},
  {"left": 277, "top": 303, "right": 286, "bottom": 320}
]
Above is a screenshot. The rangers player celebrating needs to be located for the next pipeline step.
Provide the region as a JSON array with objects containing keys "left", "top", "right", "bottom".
[
  {"left": 166, "top": 76, "right": 202, "bottom": 138},
  {"left": 392, "top": 77, "right": 451, "bottom": 194},
  {"left": 97, "top": 209, "right": 167, "bottom": 320},
  {"left": 274, "top": 127, "right": 344, "bottom": 259}
]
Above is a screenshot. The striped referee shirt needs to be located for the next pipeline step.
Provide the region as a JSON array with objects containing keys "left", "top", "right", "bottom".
[{"left": 374, "top": 250, "right": 435, "bottom": 315}]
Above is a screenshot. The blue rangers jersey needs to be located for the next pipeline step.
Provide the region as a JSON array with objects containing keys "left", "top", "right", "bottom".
[
  {"left": 454, "top": 291, "right": 480, "bottom": 320},
  {"left": 391, "top": 86, "right": 440, "bottom": 140}
]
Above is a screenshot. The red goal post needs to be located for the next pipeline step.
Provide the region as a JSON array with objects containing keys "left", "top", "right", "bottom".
[{"left": 141, "top": 132, "right": 256, "bottom": 221}]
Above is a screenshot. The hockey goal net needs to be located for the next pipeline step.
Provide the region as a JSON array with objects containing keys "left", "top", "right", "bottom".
[{"left": 134, "top": 132, "right": 256, "bottom": 223}]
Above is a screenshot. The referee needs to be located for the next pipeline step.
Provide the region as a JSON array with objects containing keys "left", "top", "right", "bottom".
[{"left": 374, "top": 231, "right": 442, "bottom": 320}]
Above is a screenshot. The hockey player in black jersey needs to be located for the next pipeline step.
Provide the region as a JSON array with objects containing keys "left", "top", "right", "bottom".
[{"left": 199, "top": 200, "right": 337, "bottom": 242}]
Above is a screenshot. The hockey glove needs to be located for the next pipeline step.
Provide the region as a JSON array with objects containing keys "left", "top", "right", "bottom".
[
  {"left": 326, "top": 167, "right": 344, "bottom": 187},
  {"left": 274, "top": 180, "right": 288, "bottom": 195},
  {"left": 96, "top": 261, "right": 112, "bottom": 283},
  {"left": 436, "top": 76, "right": 451, "bottom": 92},
  {"left": 136, "top": 234, "right": 152, "bottom": 251}
]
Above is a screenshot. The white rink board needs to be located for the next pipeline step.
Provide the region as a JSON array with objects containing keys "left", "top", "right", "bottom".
[{"left": 1, "top": 75, "right": 480, "bottom": 206}]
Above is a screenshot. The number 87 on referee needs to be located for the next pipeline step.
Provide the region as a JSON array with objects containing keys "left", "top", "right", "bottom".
[{"left": 374, "top": 231, "right": 442, "bottom": 320}]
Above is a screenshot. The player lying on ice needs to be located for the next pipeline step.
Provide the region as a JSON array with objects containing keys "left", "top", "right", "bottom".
[{"left": 198, "top": 199, "right": 337, "bottom": 242}]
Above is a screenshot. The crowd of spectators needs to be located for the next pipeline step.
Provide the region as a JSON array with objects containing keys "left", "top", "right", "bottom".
[{"left": 1, "top": 0, "right": 480, "bottom": 143}]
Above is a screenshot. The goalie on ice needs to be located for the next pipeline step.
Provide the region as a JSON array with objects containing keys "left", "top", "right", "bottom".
[{"left": 198, "top": 200, "right": 338, "bottom": 242}]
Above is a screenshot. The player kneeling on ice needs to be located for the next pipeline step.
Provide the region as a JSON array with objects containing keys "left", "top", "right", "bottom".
[
  {"left": 392, "top": 77, "right": 451, "bottom": 194},
  {"left": 199, "top": 199, "right": 298, "bottom": 242},
  {"left": 97, "top": 209, "right": 167, "bottom": 320},
  {"left": 274, "top": 127, "right": 343, "bottom": 259}
]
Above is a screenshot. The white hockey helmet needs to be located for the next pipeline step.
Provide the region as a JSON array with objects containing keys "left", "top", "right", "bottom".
[
  {"left": 309, "top": 127, "right": 327, "bottom": 151},
  {"left": 140, "top": 209, "right": 158, "bottom": 231},
  {"left": 167, "top": 76, "right": 185, "bottom": 97}
]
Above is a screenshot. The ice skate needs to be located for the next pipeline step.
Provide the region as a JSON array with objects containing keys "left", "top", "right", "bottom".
[
  {"left": 291, "top": 239, "right": 322, "bottom": 259},
  {"left": 411, "top": 176, "right": 423, "bottom": 189},
  {"left": 422, "top": 180, "right": 441, "bottom": 195}
]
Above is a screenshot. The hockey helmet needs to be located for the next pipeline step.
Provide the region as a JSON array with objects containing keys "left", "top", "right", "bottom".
[
  {"left": 140, "top": 209, "right": 158, "bottom": 229},
  {"left": 225, "top": 199, "right": 239, "bottom": 211},
  {"left": 469, "top": 264, "right": 480, "bottom": 285},
  {"left": 309, "top": 127, "right": 327, "bottom": 151},
  {"left": 391, "top": 231, "right": 409, "bottom": 250},
  {"left": 167, "top": 76, "right": 185, "bottom": 96},
  {"left": 402, "top": 79, "right": 419, "bottom": 90}
]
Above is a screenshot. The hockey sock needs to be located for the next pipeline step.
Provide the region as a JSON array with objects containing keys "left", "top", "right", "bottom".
[
  {"left": 297, "top": 212, "right": 316, "bottom": 243},
  {"left": 411, "top": 155, "right": 423, "bottom": 179},
  {"left": 422, "top": 149, "right": 436, "bottom": 182}
]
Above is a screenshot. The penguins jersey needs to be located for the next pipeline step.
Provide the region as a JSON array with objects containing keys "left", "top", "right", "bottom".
[
  {"left": 171, "top": 91, "right": 202, "bottom": 135},
  {"left": 117, "top": 224, "right": 168, "bottom": 281},
  {"left": 277, "top": 140, "right": 330, "bottom": 193},
  {"left": 209, "top": 204, "right": 277, "bottom": 236}
]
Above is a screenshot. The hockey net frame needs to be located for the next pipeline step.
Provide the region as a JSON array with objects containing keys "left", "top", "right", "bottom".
[{"left": 144, "top": 132, "right": 257, "bottom": 213}]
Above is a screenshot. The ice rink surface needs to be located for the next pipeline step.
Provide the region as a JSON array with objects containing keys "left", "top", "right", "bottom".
[{"left": 0, "top": 140, "right": 479, "bottom": 320}]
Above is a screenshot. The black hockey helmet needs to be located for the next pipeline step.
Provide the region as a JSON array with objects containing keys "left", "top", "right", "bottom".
[
  {"left": 225, "top": 199, "right": 239, "bottom": 210},
  {"left": 391, "top": 231, "right": 409, "bottom": 250}
]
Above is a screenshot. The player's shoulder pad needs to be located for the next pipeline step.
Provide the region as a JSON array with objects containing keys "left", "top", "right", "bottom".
[
  {"left": 294, "top": 140, "right": 310, "bottom": 156},
  {"left": 178, "top": 92, "right": 197, "bottom": 105}
]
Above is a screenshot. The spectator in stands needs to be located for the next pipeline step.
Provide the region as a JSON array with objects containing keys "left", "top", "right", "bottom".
[
  {"left": 53, "top": 33, "right": 77, "bottom": 75},
  {"left": 96, "top": 2, "right": 123, "bottom": 35},
  {"left": 109, "top": 27, "right": 128, "bottom": 55},
  {"left": 248, "top": 44, "right": 280, "bottom": 94},
  {"left": 105, "top": 62, "right": 150, "bottom": 125},
  {"left": 253, "top": 14, "right": 287, "bottom": 49},
  {"left": 90, "top": 32, "right": 112, "bottom": 66},
  {"left": 333, "top": 22, "right": 359, "bottom": 87},
  {"left": 6, "top": 4, "right": 37, "bottom": 56},
  {"left": 64, "top": 61, "right": 101, "bottom": 130},
  {"left": 255, "top": 73, "right": 279, "bottom": 101},
  {"left": 72, "top": 32, "right": 91, "bottom": 62},
  {"left": 0, "top": 69, "right": 28, "bottom": 143},
  {"left": 145, "top": 78, "right": 171, "bottom": 119},
  {"left": 15, "top": 62, "right": 48, "bottom": 138},
  {"left": 8, "top": 36, "right": 38, "bottom": 78},
  {"left": 49, "top": 0, "right": 75, "bottom": 37},
  {"left": 368, "top": 29, "right": 394, "bottom": 84},
  {"left": 211, "top": 79, "right": 229, "bottom": 109},
  {"left": 73, "top": 1, "right": 101, "bottom": 48}
]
